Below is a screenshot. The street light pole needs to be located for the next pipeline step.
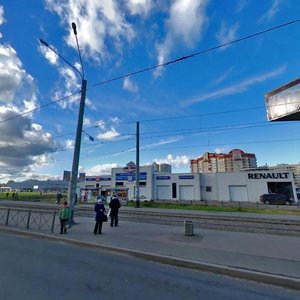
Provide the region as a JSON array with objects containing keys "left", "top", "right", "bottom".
[
  {"left": 67, "top": 22, "right": 86, "bottom": 224},
  {"left": 68, "top": 77, "right": 87, "bottom": 223},
  {"left": 40, "top": 22, "right": 86, "bottom": 224}
]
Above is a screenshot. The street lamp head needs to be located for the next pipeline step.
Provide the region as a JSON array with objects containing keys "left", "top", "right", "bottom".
[
  {"left": 39, "top": 39, "right": 49, "bottom": 47},
  {"left": 72, "top": 22, "right": 77, "bottom": 35}
]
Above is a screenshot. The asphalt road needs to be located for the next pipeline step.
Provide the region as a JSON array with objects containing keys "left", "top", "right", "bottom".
[{"left": 0, "top": 232, "right": 299, "bottom": 300}]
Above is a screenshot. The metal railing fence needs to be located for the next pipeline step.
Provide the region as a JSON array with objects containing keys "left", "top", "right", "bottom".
[{"left": 0, "top": 206, "right": 56, "bottom": 233}]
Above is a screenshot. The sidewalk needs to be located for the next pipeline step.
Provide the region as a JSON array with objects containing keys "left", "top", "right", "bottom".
[
  {"left": 1, "top": 203, "right": 300, "bottom": 289},
  {"left": 26, "top": 216, "right": 300, "bottom": 288}
]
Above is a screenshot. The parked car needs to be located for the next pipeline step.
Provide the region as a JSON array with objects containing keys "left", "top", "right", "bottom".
[{"left": 259, "top": 193, "right": 294, "bottom": 205}]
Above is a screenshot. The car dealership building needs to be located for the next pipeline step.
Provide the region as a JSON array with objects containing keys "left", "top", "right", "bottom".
[{"left": 78, "top": 162, "right": 297, "bottom": 203}]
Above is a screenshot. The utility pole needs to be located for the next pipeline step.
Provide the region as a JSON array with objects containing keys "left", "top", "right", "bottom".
[
  {"left": 68, "top": 77, "right": 87, "bottom": 223},
  {"left": 68, "top": 22, "right": 86, "bottom": 225},
  {"left": 135, "top": 121, "right": 140, "bottom": 207},
  {"left": 40, "top": 22, "right": 86, "bottom": 225}
]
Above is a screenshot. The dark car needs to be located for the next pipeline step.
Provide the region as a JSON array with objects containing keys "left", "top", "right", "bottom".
[{"left": 259, "top": 193, "right": 294, "bottom": 205}]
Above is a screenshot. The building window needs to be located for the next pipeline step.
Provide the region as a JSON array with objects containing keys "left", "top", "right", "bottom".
[
  {"left": 206, "top": 186, "right": 212, "bottom": 192},
  {"left": 139, "top": 182, "right": 146, "bottom": 186},
  {"left": 116, "top": 182, "right": 124, "bottom": 186}
]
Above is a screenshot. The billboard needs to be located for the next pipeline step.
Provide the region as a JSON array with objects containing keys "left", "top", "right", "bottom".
[{"left": 265, "top": 78, "right": 300, "bottom": 121}]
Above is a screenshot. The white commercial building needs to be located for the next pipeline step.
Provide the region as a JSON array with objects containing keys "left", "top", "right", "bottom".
[{"left": 77, "top": 162, "right": 297, "bottom": 203}]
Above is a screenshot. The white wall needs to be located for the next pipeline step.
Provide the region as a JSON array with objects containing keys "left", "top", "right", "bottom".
[
  {"left": 200, "top": 171, "right": 297, "bottom": 202},
  {"left": 78, "top": 169, "right": 297, "bottom": 203}
]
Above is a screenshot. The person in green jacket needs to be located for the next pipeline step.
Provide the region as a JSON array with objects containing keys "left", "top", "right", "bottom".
[{"left": 59, "top": 201, "right": 71, "bottom": 234}]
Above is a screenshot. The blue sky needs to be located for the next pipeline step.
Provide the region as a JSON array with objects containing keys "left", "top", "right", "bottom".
[{"left": 0, "top": 0, "right": 300, "bottom": 183}]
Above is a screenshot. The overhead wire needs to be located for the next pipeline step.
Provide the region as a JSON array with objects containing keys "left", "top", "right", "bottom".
[
  {"left": 1, "top": 18, "right": 300, "bottom": 127},
  {"left": 2, "top": 17, "right": 300, "bottom": 169},
  {"left": 89, "top": 18, "right": 300, "bottom": 88}
]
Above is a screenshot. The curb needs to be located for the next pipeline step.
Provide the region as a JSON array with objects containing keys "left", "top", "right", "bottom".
[{"left": 1, "top": 226, "right": 300, "bottom": 290}]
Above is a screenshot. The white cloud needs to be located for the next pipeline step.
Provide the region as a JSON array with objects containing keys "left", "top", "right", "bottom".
[
  {"left": 139, "top": 137, "right": 183, "bottom": 150},
  {"left": 83, "top": 163, "right": 119, "bottom": 175},
  {"left": 153, "top": 154, "right": 190, "bottom": 168},
  {"left": 0, "top": 46, "right": 36, "bottom": 103},
  {"left": 0, "top": 6, "right": 5, "bottom": 24},
  {"left": 97, "top": 127, "right": 120, "bottom": 140},
  {"left": 214, "top": 146, "right": 229, "bottom": 154},
  {"left": 0, "top": 5, "right": 6, "bottom": 38},
  {"left": 65, "top": 139, "right": 74, "bottom": 150},
  {"left": 259, "top": 0, "right": 284, "bottom": 23},
  {"left": 32, "top": 154, "right": 54, "bottom": 167},
  {"left": 0, "top": 106, "right": 60, "bottom": 180},
  {"left": 0, "top": 6, "right": 64, "bottom": 182},
  {"left": 236, "top": 0, "right": 248, "bottom": 13},
  {"left": 51, "top": 65, "right": 81, "bottom": 109},
  {"left": 38, "top": 43, "right": 59, "bottom": 65},
  {"left": 181, "top": 65, "right": 286, "bottom": 107},
  {"left": 216, "top": 21, "right": 239, "bottom": 49},
  {"left": 123, "top": 77, "right": 139, "bottom": 93},
  {"left": 109, "top": 116, "right": 121, "bottom": 124},
  {"left": 45, "top": 0, "right": 135, "bottom": 63},
  {"left": 154, "top": 0, "right": 209, "bottom": 76},
  {"left": 127, "top": 0, "right": 153, "bottom": 16},
  {"left": 83, "top": 117, "right": 91, "bottom": 127},
  {"left": 97, "top": 120, "right": 105, "bottom": 129},
  {"left": 212, "top": 67, "right": 234, "bottom": 85},
  {"left": 38, "top": 39, "right": 84, "bottom": 109}
]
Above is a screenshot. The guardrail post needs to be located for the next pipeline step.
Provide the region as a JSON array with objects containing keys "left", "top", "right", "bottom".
[
  {"left": 51, "top": 211, "right": 56, "bottom": 233},
  {"left": 6, "top": 208, "right": 10, "bottom": 226},
  {"left": 27, "top": 210, "right": 31, "bottom": 229},
  {"left": 38, "top": 212, "right": 42, "bottom": 230}
]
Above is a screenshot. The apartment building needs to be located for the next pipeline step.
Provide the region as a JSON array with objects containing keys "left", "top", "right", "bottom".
[{"left": 191, "top": 149, "right": 257, "bottom": 173}]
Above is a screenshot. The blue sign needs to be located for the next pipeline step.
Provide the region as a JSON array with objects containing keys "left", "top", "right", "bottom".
[
  {"left": 179, "top": 175, "right": 194, "bottom": 180},
  {"left": 116, "top": 172, "right": 147, "bottom": 181},
  {"left": 86, "top": 176, "right": 111, "bottom": 182},
  {"left": 86, "top": 177, "right": 96, "bottom": 181},
  {"left": 156, "top": 176, "right": 170, "bottom": 180}
]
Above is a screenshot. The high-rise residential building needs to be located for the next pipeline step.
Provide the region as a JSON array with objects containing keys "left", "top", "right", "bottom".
[
  {"left": 152, "top": 162, "right": 172, "bottom": 173},
  {"left": 191, "top": 149, "right": 257, "bottom": 173}
]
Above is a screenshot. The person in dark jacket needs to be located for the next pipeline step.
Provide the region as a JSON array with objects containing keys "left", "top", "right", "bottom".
[
  {"left": 109, "top": 193, "right": 121, "bottom": 227},
  {"left": 94, "top": 199, "right": 106, "bottom": 235}
]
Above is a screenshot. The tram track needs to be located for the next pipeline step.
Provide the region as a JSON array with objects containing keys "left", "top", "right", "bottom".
[
  {"left": 1, "top": 201, "right": 299, "bottom": 236},
  {"left": 117, "top": 210, "right": 300, "bottom": 237}
]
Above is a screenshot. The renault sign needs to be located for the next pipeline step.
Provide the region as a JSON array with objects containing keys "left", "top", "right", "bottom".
[{"left": 265, "top": 78, "right": 300, "bottom": 121}]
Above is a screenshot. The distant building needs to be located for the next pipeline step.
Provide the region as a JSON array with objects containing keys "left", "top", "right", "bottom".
[
  {"left": 191, "top": 149, "right": 257, "bottom": 173},
  {"left": 77, "top": 161, "right": 297, "bottom": 203},
  {"left": 6, "top": 179, "right": 68, "bottom": 192},
  {"left": 152, "top": 162, "right": 172, "bottom": 173}
]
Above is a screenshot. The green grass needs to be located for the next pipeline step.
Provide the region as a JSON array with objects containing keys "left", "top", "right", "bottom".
[
  {"left": 0, "top": 191, "right": 67, "bottom": 203},
  {"left": 1, "top": 194, "right": 299, "bottom": 216},
  {"left": 127, "top": 201, "right": 300, "bottom": 216}
]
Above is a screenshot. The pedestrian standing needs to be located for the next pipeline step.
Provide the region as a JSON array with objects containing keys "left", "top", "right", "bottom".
[
  {"left": 94, "top": 199, "right": 106, "bottom": 235},
  {"left": 59, "top": 201, "right": 71, "bottom": 234},
  {"left": 56, "top": 192, "right": 62, "bottom": 204},
  {"left": 109, "top": 193, "right": 121, "bottom": 227}
]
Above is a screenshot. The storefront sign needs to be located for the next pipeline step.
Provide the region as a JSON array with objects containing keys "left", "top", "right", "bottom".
[
  {"left": 116, "top": 172, "right": 147, "bottom": 181},
  {"left": 86, "top": 176, "right": 111, "bottom": 182},
  {"left": 179, "top": 175, "right": 194, "bottom": 179},
  {"left": 248, "top": 172, "right": 289, "bottom": 179},
  {"left": 156, "top": 176, "right": 170, "bottom": 180}
]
